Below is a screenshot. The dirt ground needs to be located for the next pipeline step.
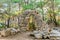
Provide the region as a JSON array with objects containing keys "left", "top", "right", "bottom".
[
  {"left": 0, "top": 32, "right": 34, "bottom": 40},
  {"left": 0, "top": 31, "right": 56, "bottom": 40}
]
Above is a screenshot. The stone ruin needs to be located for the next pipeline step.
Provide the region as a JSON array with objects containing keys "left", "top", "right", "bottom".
[{"left": 19, "top": 10, "right": 51, "bottom": 32}]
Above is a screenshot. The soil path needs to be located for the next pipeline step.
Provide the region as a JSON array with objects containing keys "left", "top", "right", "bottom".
[{"left": 0, "top": 32, "right": 33, "bottom": 40}]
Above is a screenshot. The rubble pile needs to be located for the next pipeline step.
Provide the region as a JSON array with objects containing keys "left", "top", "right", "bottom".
[
  {"left": 18, "top": 10, "right": 51, "bottom": 39},
  {"left": 0, "top": 28, "right": 20, "bottom": 37},
  {"left": 50, "top": 29, "right": 60, "bottom": 39}
]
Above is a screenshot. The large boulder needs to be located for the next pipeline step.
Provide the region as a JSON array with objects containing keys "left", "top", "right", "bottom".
[
  {"left": 10, "top": 28, "right": 20, "bottom": 35},
  {"left": 10, "top": 28, "right": 16, "bottom": 35},
  {"left": 30, "top": 31, "right": 42, "bottom": 39},
  {"left": 1, "top": 29, "right": 11, "bottom": 37},
  {"left": 34, "top": 33, "right": 42, "bottom": 39},
  {"left": 0, "top": 28, "right": 20, "bottom": 37},
  {"left": 50, "top": 30, "right": 60, "bottom": 39}
]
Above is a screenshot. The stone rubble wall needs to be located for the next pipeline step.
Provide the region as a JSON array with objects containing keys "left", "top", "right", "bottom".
[{"left": 18, "top": 10, "right": 50, "bottom": 32}]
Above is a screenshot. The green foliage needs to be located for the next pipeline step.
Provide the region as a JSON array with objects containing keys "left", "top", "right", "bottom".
[
  {"left": 22, "top": 3, "right": 34, "bottom": 10},
  {"left": 11, "top": 0, "right": 20, "bottom": 3},
  {"left": 36, "top": 1, "right": 45, "bottom": 8},
  {"left": 55, "top": 0, "right": 60, "bottom": 5},
  {"left": 0, "top": 0, "right": 60, "bottom": 27},
  {"left": 0, "top": 23, "right": 6, "bottom": 28}
]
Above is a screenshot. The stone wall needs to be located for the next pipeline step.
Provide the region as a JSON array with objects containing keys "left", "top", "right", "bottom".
[{"left": 18, "top": 10, "right": 50, "bottom": 31}]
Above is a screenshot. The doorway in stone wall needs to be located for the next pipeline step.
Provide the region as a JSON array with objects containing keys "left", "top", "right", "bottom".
[{"left": 19, "top": 10, "right": 42, "bottom": 31}]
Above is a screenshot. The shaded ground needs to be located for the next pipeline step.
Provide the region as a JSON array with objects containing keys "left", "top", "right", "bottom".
[
  {"left": 0, "top": 27, "right": 60, "bottom": 40},
  {"left": 0, "top": 31, "right": 53, "bottom": 40},
  {"left": 0, "top": 32, "right": 34, "bottom": 40}
]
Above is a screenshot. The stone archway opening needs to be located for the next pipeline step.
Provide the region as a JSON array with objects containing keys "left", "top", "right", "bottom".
[
  {"left": 19, "top": 10, "right": 51, "bottom": 32},
  {"left": 19, "top": 10, "right": 42, "bottom": 31}
]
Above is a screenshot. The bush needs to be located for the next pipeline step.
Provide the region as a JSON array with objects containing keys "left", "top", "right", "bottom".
[{"left": 0, "top": 23, "right": 6, "bottom": 28}]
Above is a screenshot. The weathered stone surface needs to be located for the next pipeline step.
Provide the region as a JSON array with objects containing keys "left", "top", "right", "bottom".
[
  {"left": 10, "top": 28, "right": 16, "bottom": 35},
  {"left": 18, "top": 10, "right": 44, "bottom": 31},
  {"left": 10, "top": 28, "right": 20, "bottom": 34},
  {"left": 16, "top": 28, "right": 20, "bottom": 32},
  {"left": 21, "top": 27, "right": 27, "bottom": 32},
  {"left": 0, "top": 28, "right": 20, "bottom": 37},
  {"left": 1, "top": 29, "right": 11, "bottom": 37},
  {"left": 34, "top": 33, "right": 42, "bottom": 39},
  {"left": 50, "top": 30, "right": 60, "bottom": 39}
]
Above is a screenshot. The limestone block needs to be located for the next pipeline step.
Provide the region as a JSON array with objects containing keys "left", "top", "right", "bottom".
[
  {"left": 1, "top": 29, "right": 11, "bottom": 37},
  {"left": 44, "top": 35, "right": 50, "bottom": 39},
  {"left": 10, "top": 28, "right": 17, "bottom": 35},
  {"left": 11, "top": 31, "right": 16, "bottom": 35},
  {"left": 16, "top": 28, "right": 20, "bottom": 32},
  {"left": 33, "top": 31, "right": 42, "bottom": 39},
  {"left": 34, "top": 33, "right": 42, "bottom": 39}
]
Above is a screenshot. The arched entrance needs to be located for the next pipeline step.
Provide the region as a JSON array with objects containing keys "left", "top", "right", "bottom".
[{"left": 19, "top": 10, "right": 43, "bottom": 31}]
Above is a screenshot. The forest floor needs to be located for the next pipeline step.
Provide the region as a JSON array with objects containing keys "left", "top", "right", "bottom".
[
  {"left": 0, "top": 32, "right": 34, "bottom": 40},
  {"left": 0, "top": 31, "right": 53, "bottom": 40},
  {"left": 0, "top": 27, "right": 60, "bottom": 40}
]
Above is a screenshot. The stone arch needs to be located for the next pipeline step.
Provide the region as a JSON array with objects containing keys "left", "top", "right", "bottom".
[{"left": 19, "top": 10, "right": 43, "bottom": 30}]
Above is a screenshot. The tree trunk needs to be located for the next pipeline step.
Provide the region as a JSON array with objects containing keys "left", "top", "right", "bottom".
[
  {"left": 51, "top": 0, "right": 57, "bottom": 26},
  {"left": 7, "top": 17, "right": 10, "bottom": 28}
]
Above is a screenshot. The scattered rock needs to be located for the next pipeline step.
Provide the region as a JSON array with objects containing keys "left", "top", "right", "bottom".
[
  {"left": 0, "top": 28, "right": 21, "bottom": 37},
  {"left": 34, "top": 33, "right": 42, "bottom": 39},
  {"left": 1, "top": 29, "right": 11, "bottom": 37}
]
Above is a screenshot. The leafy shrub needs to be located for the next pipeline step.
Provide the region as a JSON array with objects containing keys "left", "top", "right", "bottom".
[{"left": 0, "top": 23, "right": 6, "bottom": 28}]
